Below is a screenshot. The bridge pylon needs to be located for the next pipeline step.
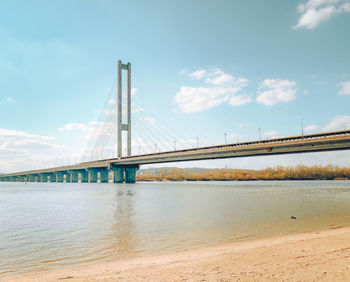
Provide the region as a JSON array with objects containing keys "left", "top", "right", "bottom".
[{"left": 117, "top": 60, "right": 131, "bottom": 158}]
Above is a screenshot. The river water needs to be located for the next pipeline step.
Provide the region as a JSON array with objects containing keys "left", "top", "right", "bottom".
[{"left": 1, "top": 180, "right": 350, "bottom": 275}]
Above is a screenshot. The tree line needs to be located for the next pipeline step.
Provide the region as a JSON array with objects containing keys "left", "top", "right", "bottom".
[{"left": 136, "top": 165, "right": 350, "bottom": 181}]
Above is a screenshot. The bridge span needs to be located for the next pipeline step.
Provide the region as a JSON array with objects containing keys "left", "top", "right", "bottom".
[{"left": 1, "top": 129, "right": 350, "bottom": 183}]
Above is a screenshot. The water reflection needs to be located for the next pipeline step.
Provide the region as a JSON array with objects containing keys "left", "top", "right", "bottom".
[
  {"left": 0, "top": 180, "right": 350, "bottom": 275},
  {"left": 109, "top": 185, "right": 137, "bottom": 258}
]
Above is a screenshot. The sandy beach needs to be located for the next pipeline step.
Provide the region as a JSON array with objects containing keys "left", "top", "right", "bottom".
[{"left": 2, "top": 226, "right": 350, "bottom": 281}]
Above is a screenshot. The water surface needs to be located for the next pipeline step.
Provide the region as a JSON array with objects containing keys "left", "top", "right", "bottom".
[{"left": 1, "top": 180, "right": 350, "bottom": 275}]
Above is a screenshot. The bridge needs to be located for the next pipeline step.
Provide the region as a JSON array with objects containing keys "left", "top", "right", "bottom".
[{"left": 1, "top": 61, "right": 350, "bottom": 184}]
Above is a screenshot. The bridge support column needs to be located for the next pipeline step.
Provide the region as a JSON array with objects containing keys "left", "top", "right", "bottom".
[
  {"left": 68, "top": 171, "right": 79, "bottom": 183},
  {"left": 27, "top": 175, "right": 35, "bottom": 182},
  {"left": 81, "top": 171, "right": 89, "bottom": 183},
  {"left": 100, "top": 169, "right": 109, "bottom": 183},
  {"left": 65, "top": 172, "right": 71, "bottom": 183},
  {"left": 48, "top": 173, "right": 56, "bottom": 182},
  {"left": 39, "top": 174, "right": 48, "bottom": 182},
  {"left": 111, "top": 166, "right": 123, "bottom": 183},
  {"left": 34, "top": 175, "right": 41, "bottom": 182},
  {"left": 124, "top": 167, "right": 138, "bottom": 183},
  {"left": 86, "top": 169, "right": 98, "bottom": 183},
  {"left": 55, "top": 172, "right": 64, "bottom": 182},
  {"left": 110, "top": 165, "right": 139, "bottom": 183}
]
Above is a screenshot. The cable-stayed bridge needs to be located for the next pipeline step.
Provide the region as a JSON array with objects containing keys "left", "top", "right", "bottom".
[{"left": 1, "top": 61, "right": 350, "bottom": 183}]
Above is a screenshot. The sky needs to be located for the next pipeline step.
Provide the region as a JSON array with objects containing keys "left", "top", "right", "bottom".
[{"left": 0, "top": 0, "right": 350, "bottom": 173}]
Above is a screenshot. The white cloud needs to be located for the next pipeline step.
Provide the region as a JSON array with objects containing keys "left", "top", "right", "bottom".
[
  {"left": 263, "top": 131, "right": 278, "bottom": 138},
  {"left": 1, "top": 140, "right": 62, "bottom": 151},
  {"left": 175, "top": 68, "right": 249, "bottom": 112},
  {"left": 175, "top": 85, "right": 249, "bottom": 113},
  {"left": 229, "top": 95, "right": 252, "bottom": 106},
  {"left": 58, "top": 121, "right": 113, "bottom": 140},
  {"left": 6, "top": 97, "right": 15, "bottom": 103},
  {"left": 0, "top": 128, "right": 54, "bottom": 142},
  {"left": 304, "top": 124, "right": 319, "bottom": 132},
  {"left": 323, "top": 115, "right": 350, "bottom": 131},
  {"left": 0, "top": 128, "right": 66, "bottom": 172},
  {"left": 139, "top": 117, "right": 157, "bottom": 125},
  {"left": 294, "top": 0, "right": 350, "bottom": 30},
  {"left": 338, "top": 81, "right": 350, "bottom": 95},
  {"left": 59, "top": 123, "right": 91, "bottom": 132},
  {"left": 256, "top": 79, "right": 297, "bottom": 106},
  {"left": 189, "top": 69, "right": 207, "bottom": 79},
  {"left": 205, "top": 73, "right": 234, "bottom": 85}
]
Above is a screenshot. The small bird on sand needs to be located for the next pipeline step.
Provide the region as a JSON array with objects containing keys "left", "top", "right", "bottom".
[{"left": 291, "top": 216, "right": 297, "bottom": 220}]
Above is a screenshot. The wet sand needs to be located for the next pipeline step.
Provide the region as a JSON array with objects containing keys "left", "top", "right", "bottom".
[{"left": 3, "top": 227, "right": 350, "bottom": 281}]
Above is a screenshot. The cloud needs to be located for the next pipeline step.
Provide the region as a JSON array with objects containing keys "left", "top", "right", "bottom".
[
  {"left": 323, "top": 115, "right": 350, "bottom": 131},
  {"left": 338, "top": 81, "right": 350, "bottom": 95},
  {"left": 205, "top": 73, "right": 234, "bottom": 85},
  {"left": 189, "top": 69, "right": 207, "bottom": 79},
  {"left": 1, "top": 140, "right": 62, "bottom": 151},
  {"left": 0, "top": 128, "right": 54, "bottom": 142},
  {"left": 175, "top": 68, "right": 250, "bottom": 112},
  {"left": 59, "top": 123, "right": 91, "bottom": 132},
  {"left": 294, "top": 0, "right": 350, "bottom": 30},
  {"left": 0, "top": 128, "right": 66, "bottom": 172},
  {"left": 58, "top": 121, "right": 112, "bottom": 140},
  {"left": 304, "top": 124, "right": 319, "bottom": 132},
  {"left": 6, "top": 97, "right": 15, "bottom": 103},
  {"left": 229, "top": 95, "right": 252, "bottom": 106},
  {"left": 256, "top": 79, "right": 297, "bottom": 106},
  {"left": 187, "top": 68, "right": 236, "bottom": 85}
]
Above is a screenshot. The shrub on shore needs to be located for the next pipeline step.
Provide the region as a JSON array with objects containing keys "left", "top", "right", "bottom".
[{"left": 136, "top": 165, "right": 350, "bottom": 181}]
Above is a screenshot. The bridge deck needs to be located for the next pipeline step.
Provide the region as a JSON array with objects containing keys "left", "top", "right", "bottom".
[{"left": 1, "top": 129, "right": 350, "bottom": 178}]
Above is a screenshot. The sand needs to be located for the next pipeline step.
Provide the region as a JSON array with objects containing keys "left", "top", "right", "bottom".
[{"left": 3, "top": 227, "right": 350, "bottom": 281}]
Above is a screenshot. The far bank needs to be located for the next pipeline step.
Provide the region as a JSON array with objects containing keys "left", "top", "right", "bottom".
[{"left": 137, "top": 164, "right": 350, "bottom": 181}]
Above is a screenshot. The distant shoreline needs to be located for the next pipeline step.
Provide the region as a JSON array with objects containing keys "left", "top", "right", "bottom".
[
  {"left": 137, "top": 178, "right": 349, "bottom": 182},
  {"left": 137, "top": 165, "right": 350, "bottom": 182}
]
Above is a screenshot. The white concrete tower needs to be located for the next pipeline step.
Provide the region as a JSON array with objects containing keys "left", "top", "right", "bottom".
[{"left": 117, "top": 60, "right": 132, "bottom": 158}]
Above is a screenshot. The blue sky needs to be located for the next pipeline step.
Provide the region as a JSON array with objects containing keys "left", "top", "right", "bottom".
[{"left": 0, "top": 0, "right": 350, "bottom": 172}]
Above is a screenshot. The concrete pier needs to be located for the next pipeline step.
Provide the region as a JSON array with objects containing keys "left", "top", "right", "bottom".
[
  {"left": 86, "top": 168, "right": 98, "bottom": 183},
  {"left": 40, "top": 174, "right": 48, "bottom": 182},
  {"left": 65, "top": 173, "right": 71, "bottom": 183},
  {"left": 111, "top": 166, "right": 123, "bottom": 183},
  {"left": 55, "top": 172, "right": 64, "bottom": 182},
  {"left": 34, "top": 175, "right": 41, "bottom": 182},
  {"left": 110, "top": 165, "right": 139, "bottom": 183},
  {"left": 69, "top": 170, "right": 79, "bottom": 183},
  {"left": 100, "top": 169, "right": 109, "bottom": 183},
  {"left": 48, "top": 173, "right": 56, "bottom": 182},
  {"left": 125, "top": 166, "right": 138, "bottom": 183},
  {"left": 80, "top": 170, "right": 89, "bottom": 183}
]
